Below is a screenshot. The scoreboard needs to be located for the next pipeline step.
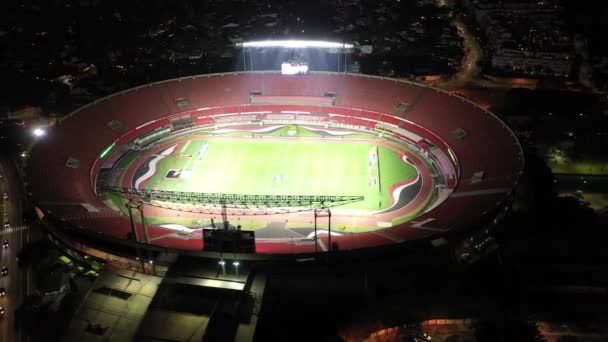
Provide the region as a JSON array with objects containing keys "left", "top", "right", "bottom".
[{"left": 203, "top": 229, "right": 256, "bottom": 253}]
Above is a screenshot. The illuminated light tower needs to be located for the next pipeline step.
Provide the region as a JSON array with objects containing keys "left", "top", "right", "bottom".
[{"left": 236, "top": 39, "right": 355, "bottom": 73}]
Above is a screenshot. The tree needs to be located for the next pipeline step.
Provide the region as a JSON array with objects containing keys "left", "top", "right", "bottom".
[{"left": 475, "top": 318, "right": 546, "bottom": 342}]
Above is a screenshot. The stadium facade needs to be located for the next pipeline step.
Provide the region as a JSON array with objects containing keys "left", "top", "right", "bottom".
[{"left": 27, "top": 71, "right": 523, "bottom": 267}]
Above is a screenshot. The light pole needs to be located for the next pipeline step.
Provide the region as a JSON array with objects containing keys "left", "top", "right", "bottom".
[
  {"left": 219, "top": 259, "right": 226, "bottom": 276},
  {"left": 233, "top": 261, "right": 240, "bottom": 277}
]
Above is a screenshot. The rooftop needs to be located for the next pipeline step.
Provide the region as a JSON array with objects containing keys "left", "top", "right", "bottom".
[{"left": 62, "top": 269, "right": 163, "bottom": 342}]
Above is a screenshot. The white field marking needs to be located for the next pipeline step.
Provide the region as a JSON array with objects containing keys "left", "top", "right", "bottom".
[
  {"left": 158, "top": 224, "right": 203, "bottom": 233},
  {"left": 134, "top": 145, "right": 177, "bottom": 189},
  {"left": 378, "top": 155, "right": 420, "bottom": 213},
  {"left": 305, "top": 230, "right": 344, "bottom": 239},
  {"left": 180, "top": 140, "right": 192, "bottom": 154}
]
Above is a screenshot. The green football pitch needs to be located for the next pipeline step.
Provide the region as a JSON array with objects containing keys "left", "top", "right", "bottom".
[{"left": 143, "top": 138, "right": 418, "bottom": 210}]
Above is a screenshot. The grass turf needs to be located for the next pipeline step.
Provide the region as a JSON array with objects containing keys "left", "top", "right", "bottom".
[
  {"left": 548, "top": 159, "right": 608, "bottom": 176},
  {"left": 144, "top": 138, "right": 417, "bottom": 211}
]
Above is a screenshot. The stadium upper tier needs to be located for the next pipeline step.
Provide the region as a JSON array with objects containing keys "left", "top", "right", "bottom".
[{"left": 27, "top": 71, "right": 523, "bottom": 255}]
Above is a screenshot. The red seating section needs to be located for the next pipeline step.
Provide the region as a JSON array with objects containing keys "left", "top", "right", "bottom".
[
  {"left": 336, "top": 76, "right": 422, "bottom": 114},
  {"left": 263, "top": 73, "right": 341, "bottom": 97},
  {"left": 28, "top": 72, "right": 523, "bottom": 255}
]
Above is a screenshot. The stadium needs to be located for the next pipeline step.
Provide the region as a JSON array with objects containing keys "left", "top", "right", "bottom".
[{"left": 26, "top": 46, "right": 523, "bottom": 263}]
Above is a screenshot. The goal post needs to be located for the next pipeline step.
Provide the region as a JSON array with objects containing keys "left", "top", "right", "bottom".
[
  {"left": 375, "top": 146, "right": 382, "bottom": 194},
  {"left": 368, "top": 145, "right": 382, "bottom": 195}
]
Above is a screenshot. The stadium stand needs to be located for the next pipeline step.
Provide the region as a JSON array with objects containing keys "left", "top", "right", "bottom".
[
  {"left": 250, "top": 95, "right": 334, "bottom": 106},
  {"left": 265, "top": 114, "right": 295, "bottom": 120},
  {"left": 297, "top": 115, "right": 326, "bottom": 122},
  {"left": 214, "top": 114, "right": 259, "bottom": 123},
  {"left": 337, "top": 76, "right": 423, "bottom": 114},
  {"left": 262, "top": 73, "right": 341, "bottom": 97},
  {"left": 180, "top": 73, "right": 261, "bottom": 108},
  {"left": 28, "top": 71, "right": 523, "bottom": 255}
]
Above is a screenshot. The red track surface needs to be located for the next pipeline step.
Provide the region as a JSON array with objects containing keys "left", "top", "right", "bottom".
[
  {"left": 27, "top": 72, "right": 523, "bottom": 255},
  {"left": 117, "top": 133, "right": 432, "bottom": 252}
]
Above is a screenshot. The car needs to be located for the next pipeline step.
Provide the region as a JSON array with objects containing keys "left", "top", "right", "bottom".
[
  {"left": 2, "top": 193, "right": 7, "bottom": 199},
  {"left": 0, "top": 306, "right": 4, "bottom": 317},
  {"left": 0, "top": 288, "right": 5, "bottom": 296},
  {"left": 2, "top": 240, "right": 7, "bottom": 248},
  {"left": 416, "top": 333, "right": 431, "bottom": 341},
  {"left": 2, "top": 223, "right": 8, "bottom": 229},
  {"left": 1, "top": 266, "right": 7, "bottom": 276}
]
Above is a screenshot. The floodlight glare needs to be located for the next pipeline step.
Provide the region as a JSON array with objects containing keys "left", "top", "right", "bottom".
[
  {"left": 33, "top": 128, "right": 45, "bottom": 137},
  {"left": 238, "top": 40, "right": 353, "bottom": 49}
]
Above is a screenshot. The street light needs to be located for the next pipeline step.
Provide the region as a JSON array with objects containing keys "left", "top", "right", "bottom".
[
  {"left": 233, "top": 261, "right": 240, "bottom": 277},
  {"left": 219, "top": 259, "right": 226, "bottom": 275},
  {"left": 33, "top": 128, "right": 45, "bottom": 137}
]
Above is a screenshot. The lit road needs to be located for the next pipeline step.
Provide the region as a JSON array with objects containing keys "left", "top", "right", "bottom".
[
  {"left": 0, "top": 157, "right": 28, "bottom": 342},
  {"left": 441, "top": 16, "right": 541, "bottom": 90},
  {"left": 439, "top": 16, "right": 483, "bottom": 88},
  {"left": 432, "top": 0, "right": 583, "bottom": 93},
  {"left": 433, "top": 0, "right": 483, "bottom": 89},
  {"left": 434, "top": 1, "right": 539, "bottom": 90}
]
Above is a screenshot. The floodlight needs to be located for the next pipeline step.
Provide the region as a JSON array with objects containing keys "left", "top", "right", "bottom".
[
  {"left": 33, "top": 128, "right": 45, "bottom": 137},
  {"left": 238, "top": 40, "right": 353, "bottom": 49}
]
